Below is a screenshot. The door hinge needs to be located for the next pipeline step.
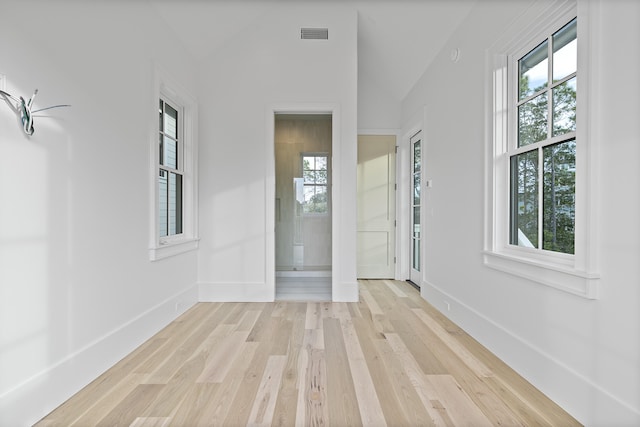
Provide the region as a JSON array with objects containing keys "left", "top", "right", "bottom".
[
  {"left": 394, "top": 183, "right": 397, "bottom": 191},
  {"left": 394, "top": 257, "right": 397, "bottom": 264},
  {"left": 394, "top": 220, "right": 397, "bottom": 227},
  {"left": 395, "top": 146, "right": 398, "bottom": 153}
]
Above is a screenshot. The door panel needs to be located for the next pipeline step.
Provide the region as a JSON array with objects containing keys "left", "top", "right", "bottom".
[
  {"left": 357, "top": 135, "right": 396, "bottom": 279},
  {"left": 410, "top": 131, "right": 422, "bottom": 285}
]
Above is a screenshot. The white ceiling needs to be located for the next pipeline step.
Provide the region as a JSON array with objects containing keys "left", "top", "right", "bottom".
[{"left": 151, "top": 0, "right": 477, "bottom": 102}]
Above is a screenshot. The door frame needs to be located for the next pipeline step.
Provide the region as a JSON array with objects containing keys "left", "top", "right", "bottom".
[
  {"left": 399, "top": 112, "right": 425, "bottom": 285},
  {"left": 266, "top": 104, "right": 341, "bottom": 301}
]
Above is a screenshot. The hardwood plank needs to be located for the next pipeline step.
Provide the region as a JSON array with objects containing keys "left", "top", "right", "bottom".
[
  {"left": 295, "top": 331, "right": 328, "bottom": 427},
  {"left": 372, "top": 335, "right": 437, "bottom": 426},
  {"left": 95, "top": 384, "right": 164, "bottom": 427},
  {"left": 339, "top": 313, "right": 387, "bottom": 426},
  {"left": 384, "top": 279, "right": 408, "bottom": 297},
  {"left": 271, "top": 303, "right": 306, "bottom": 427},
  {"left": 426, "top": 375, "right": 494, "bottom": 427},
  {"left": 196, "top": 330, "right": 250, "bottom": 383},
  {"left": 165, "top": 383, "right": 219, "bottom": 427},
  {"left": 129, "top": 417, "right": 171, "bottom": 427},
  {"left": 68, "top": 373, "right": 149, "bottom": 427},
  {"left": 412, "top": 308, "right": 494, "bottom": 378},
  {"left": 187, "top": 341, "right": 260, "bottom": 425},
  {"left": 384, "top": 332, "right": 450, "bottom": 426},
  {"left": 352, "top": 317, "right": 413, "bottom": 426},
  {"left": 247, "top": 355, "right": 288, "bottom": 426},
  {"left": 323, "top": 318, "right": 364, "bottom": 426}
]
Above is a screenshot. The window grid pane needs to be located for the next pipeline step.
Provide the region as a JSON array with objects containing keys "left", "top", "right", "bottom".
[
  {"left": 519, "top": 40, "right": 548, "bottom": 100},
  {"left": 552, "top": 77, "right": 577, "bottom": 136},
  {"left": 552, "top": 19, "right": 577, "bottom": 82},
  {"left": 510, "top": 150, "right": 539, "bottom": 248},
  {"left": 518, "top": 92, "right": 548, "bottom": 147},
  {"left": 543, "top": 140, "right": 575, "bottom": 254}
]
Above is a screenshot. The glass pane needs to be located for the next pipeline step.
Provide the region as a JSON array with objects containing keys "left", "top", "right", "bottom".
[
  {"left": 303, "top": 169, "right": 315, "bottom": 184},
  {"left": 316, "top": 156, "right": 327, "bottom": 171},
  {"left": 303, "top": 185, "right": 327, "bottom": 214},
  {"left": 159, "top": 100, "right": 163, "bottom": 132},
  {"left": 303, "top": 156, "right": 313, "bottom": 171},
  {"left": 413, "top": 141, "right": 421, "bottom": 172},
  {"left": 413, "top": 206, "right": 420, "bottom": 237},
  {"left": 316, "top": 169, "right": 327, "bottom": 184},
  {"left": 543, "top": 140, "right": 575, "bottom": 254},
  {"left": 168, "top": 172, "right": 183, "bottom": 235},
  {"left": 162, "top": 136, "right": 177, "bottom": 169},
  {"left": 158, "top": 170, "right": 168, "bottom": 237},
  {"left": 510, "top": 150, "right": 538, "bottom": 248},
  {"left": 164, "top": 103, "right": 178, "bottom": 139},
  {"left": 519, "top": 40, "right": 548, "bottom": 99},
  {"left": 553, "top": 77, "right": 577, "bottom": 136},
  {"left": 553, "top": 19, "right": 577, "bottom": 82},
  {"left": 518, "top": 92, "right": 548, "bottom": 146},
  {"left": 412, "top": 238, "right": 420, "bottom": 271},
  {"left": 413, "top": 173, "right": 421, "bottom": 205}
]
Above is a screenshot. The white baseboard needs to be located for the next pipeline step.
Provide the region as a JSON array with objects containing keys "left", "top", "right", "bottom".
[
  {"left": 0, "top": 283, "right": 198, "bottom": 427},
  {"left": 419, "top": 280, "right": 640, "bottom": 426},
  {"left": 199, "top": 280, "right": 359, "bottom": 302}
]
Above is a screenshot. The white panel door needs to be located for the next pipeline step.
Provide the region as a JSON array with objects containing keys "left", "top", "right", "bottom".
[{"left": 357, "top": 135, "right": 396, "bottom": 278}]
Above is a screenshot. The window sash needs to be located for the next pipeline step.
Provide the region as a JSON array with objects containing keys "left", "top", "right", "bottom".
[
  {"left": 159, "top": 98, "right": 184, "bottom": 238},
  {"left": 508, "top": 17, "right": 577, "bottom": 256}
]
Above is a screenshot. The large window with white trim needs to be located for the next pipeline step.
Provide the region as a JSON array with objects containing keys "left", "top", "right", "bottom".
[
  {"left": 484, "top": 2, "right": 599, "bottom": 298},
  {"left": 149, "top": 66, "right": 198, "bottom": 261}
]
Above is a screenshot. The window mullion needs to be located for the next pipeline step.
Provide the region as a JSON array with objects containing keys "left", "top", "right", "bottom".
[{"left": 538, "top": 146, "right": 544, "bottom": 249}]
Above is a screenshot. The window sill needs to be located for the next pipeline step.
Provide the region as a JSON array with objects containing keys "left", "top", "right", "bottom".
[
  {"left": 483, "top": 250, "right": 599, "bottom": 299},
  {"left": 149, "top": 238, "right": 199, "bottom": 261}
]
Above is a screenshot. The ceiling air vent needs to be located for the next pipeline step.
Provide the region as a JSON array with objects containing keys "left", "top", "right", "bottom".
[{"left": 301, "top": 27, "right": 328, "bottom": 40}]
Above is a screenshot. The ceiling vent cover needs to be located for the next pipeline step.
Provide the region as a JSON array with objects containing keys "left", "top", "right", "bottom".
[{"left": 301, "top": 28, "right": 328, "bottom": 40}]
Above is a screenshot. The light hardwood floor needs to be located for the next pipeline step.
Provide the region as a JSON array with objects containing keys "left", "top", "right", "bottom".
[{"left": 36, "top": 280, "right": 581, "bottom": 426}]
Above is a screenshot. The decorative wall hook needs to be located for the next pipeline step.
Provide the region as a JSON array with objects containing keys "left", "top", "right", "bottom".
[{"left": 0, "top": 88, "right": 70, "bottom": 136}]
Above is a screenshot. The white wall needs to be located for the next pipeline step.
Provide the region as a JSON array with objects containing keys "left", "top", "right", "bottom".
[
  {"left": 0, "top": 2, "right": 200, "bottom": 425},
  {"left": 401, "top": 0, "right": 640, "bottom": 425},
  {"left": 197, "top": 4, "right": 358, "bottom": 302}
]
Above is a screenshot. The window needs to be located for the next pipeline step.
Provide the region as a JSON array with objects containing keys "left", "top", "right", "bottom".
[
  {"left": 159, "top": 99, "right": 183, "bottom": 237},
  {"left": 510, "top": 18, "right": 577, "bottom": 254},
  {"left": 484, "top": 2, "right": 599, "bottom": 298},
  {"left": 149, "top": 65, "right": 198, "bottom": 261},
  {"left": 302, "top": 154, "right": 329, "bottom": 214}
]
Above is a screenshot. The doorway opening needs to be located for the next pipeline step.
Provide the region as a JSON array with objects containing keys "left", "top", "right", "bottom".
[{"left": 274, "top": 114, "right": 332, "bottom": 301}]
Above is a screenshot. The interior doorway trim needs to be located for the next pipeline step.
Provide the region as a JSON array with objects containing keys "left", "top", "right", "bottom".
[{"left": 266, "top": 103, "right": 341, "bottom": 301}]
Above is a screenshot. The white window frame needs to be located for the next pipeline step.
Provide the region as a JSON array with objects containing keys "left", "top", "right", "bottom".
[
  {"left": 484, "top": 0, "right": 599, "bottom": 298},
  {"left": 149, "top": 65, "right": 199, "bottom": 261}
]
